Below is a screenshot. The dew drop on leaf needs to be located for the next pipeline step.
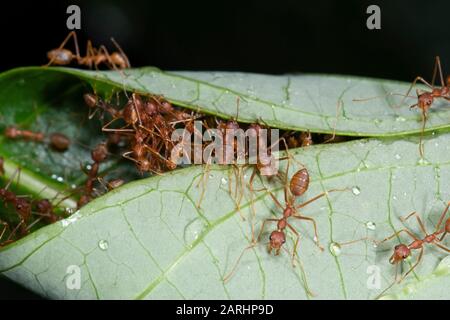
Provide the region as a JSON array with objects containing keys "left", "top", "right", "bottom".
[
  {"left": 329, "top": 242, "right": 342, "bottom": 256},
  {"left": 98, "top": 240, "right": 109, "bottom": 251},
  {"left": 352, "top": 186, "right": 361, "bottom": 195},
  {"left": 365, "top": 221, "right": 376, "bottom": 230}
]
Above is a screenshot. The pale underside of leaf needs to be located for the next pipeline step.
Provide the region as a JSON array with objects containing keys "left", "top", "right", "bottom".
[
  {"left": 0, "top": 132, "right": 449, "bottom": 299},
  {"left": 3, "top": 67, "right": 450, "bottom": 137}
]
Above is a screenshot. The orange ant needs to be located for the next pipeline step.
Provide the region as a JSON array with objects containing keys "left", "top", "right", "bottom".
[
  {"left": 224, "top": 160, "right": 348, "bottom": 282},
  {"left": 0, "top": 169, "right": 32, "bottom": 237},
  {"left": 375, "top": 202, "right": 450, "bottom": 297},
  {"left": 401, "top": 56, "right": 450, "bottom": 157},
  {"left": 46, "top": 31, "right": 130, "bottom": 70},
  {"left": 77, "top": 142, "right": 109, "bottom": 208},
  {"left": 5, "top": 126, "right": 71, "bottom": 152}
]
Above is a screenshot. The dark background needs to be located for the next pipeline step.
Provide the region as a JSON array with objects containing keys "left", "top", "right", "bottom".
[{"left": 0, "top": 0, "right": 449, "bottom": 299}]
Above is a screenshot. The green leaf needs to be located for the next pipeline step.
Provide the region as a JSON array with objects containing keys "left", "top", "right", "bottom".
[
  {"left": 1, "top": 130, "right": 449, "bottom": 299},
  {"left": 2, "top": 67, "right": 450, "bottom": 139}
]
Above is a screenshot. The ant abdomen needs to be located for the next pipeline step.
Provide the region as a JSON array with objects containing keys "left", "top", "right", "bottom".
[{"left": 290, "top": 168, "right": 310, "bottom": 197}]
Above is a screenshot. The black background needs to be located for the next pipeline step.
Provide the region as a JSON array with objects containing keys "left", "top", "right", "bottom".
[{"left": 0, "top": 0, "right": 449, "bottom": 299}]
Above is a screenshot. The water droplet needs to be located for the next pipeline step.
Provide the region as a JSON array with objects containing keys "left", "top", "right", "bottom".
[
  {"left": 395, "top": 116, "right": 406, "bottom": 122},
  {"left": 57, "top": 176, "right": 64, "bottom": 182},
  {"left": 352, "top": 186, "right": 361, "bottom": 195},
  {"left": 395, "top": 154, "right": 401, "bottom": 160},
  {"left": 366, "top": 221, "right": 376, "bottom": 230},
  {"left": 51, "top": 174, "right": 57, "bottom": 180},
  {"left": 329, "top": 242, "right": 342, "bottom": 256},
  {"left": 221, "top": 177, "right": 228, "bottom": 185},
  {"left": 183, "top": 218, "right": 206, "bottom": 245},
  {"left": 393, "top": 195, "right": 397, "bottom": 200},
  {"left": 61, "top": 211, "right": 81, "bottom": 227},
  {"left": 71, "top": 184, "right": 77, "bottom": 189},
  {"left": 86, "top": 164, "right": 92, "bottom": 170},
  {"left": 434, "top": 142, "right": 439, "bottom": 147},
  {"left": 98, "top": 239, "right": 109, "bottom": 251},
  {"left": 65, "top": 207, "right": 76, "bottom": 215}
]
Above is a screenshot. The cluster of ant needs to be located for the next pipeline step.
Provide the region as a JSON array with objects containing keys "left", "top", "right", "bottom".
[
  {"left": 0, "top": 156, "right": 68, "bottom": 247},
  {"left": 1, "top": 32, "right": 449, "bottom": 298}
]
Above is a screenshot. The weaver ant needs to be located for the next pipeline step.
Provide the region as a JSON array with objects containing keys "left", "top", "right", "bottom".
[
  {"left": 46, "top": 31, "right": 130, "bottom": 70},
  {"left": 77, "top": 142, "right": 109, "bottom": 208},
  {"left": 375, "top": 202, "right": 450, "bottom": 298},
  {"left": 224, "top": 159, "right": 348, "bottom": 282},
  {"left": 0, "top": 169, "right": 32, "bottom": 237},
  {"left": 5, "top": 126, "right": 71, "bottom": 152},
  {"left": 400, "top": 56, "right": 450, "bottom": 157}
]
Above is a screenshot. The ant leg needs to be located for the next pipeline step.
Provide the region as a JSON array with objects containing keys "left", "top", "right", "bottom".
[
  {"left": 223, "top": 242, "right": 257, "bottom": 283},
  {"left": 223, "top": 217, "right": 277, "bottom": 283},
  {"left": 375, "top": 263, "right": 399, "bottom": 299},
  {"left": 291, "top": 214, "right": 324, "bottom": 250},
  {"left": 253, "top": 186, "right": 285, "bottom": 211},
  {"left": 324, "top": 98, "right": 343, "bottom": 144},
  {"left": 401, "top": 247, "right": 424, "bottom": 281},
  {"left": 434, "top": 202, "right": 450, "bottom": 235},
  {"left": 295, "top": 188, "right": 349, "bottom": 210},
  {"left": 418, "top": 109, "right": 427, "bottom": 158},
  {"left": 102, "top": 118, "right": 134, "bottom": 133},
  {"left": 432, "top": 241, "right": 450, "bottom": 253},
  {"left": 286, "top": 222, "right": 301, "bottom": 265},
  {"left": 431, "top": 56, "right": 445, "bottom": 88},
  {"left": 400, "top": 211, "right": 428, "bottom": 236},
  {"left": 376, "top": 228, "right": 419, "bottom": 246},
  {"left": 111, "top": 37, "right": 131, "bottom": 68}
]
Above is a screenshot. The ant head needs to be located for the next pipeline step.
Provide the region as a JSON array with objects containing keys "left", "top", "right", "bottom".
[
  {"left": 36, "top": 199, "right": 52, "bottom": 214},
  {"left": 269, "top": 231, "right": 286, "bottom": 251},
  {"left": 15, "top": 199, "right": 31, "bottom": 220},
  {"left": 47, "top": 49, "right": 73, "bottom": 65},
  {"left": 159, "top": 99, "right": 174, "bottom": 114},
  {"left": 110, "top": 52, "right": 129, "bottom": 69},
  {"left": 390, "top": 244, "right": 410, "bottom": 264},
  {"left": 91, "top": 143, "right": 108, "bottom": 163},
  {"left": 144, "top": 99, "right": 158, "bottom": 116},
  {"left": 4, "top": 126, "right": 18, "bottom": 138},
  {"left": 226, "top": 120, "right": 240, "bottom": 131},
  {"left": 83, "top": 93, "right": 98, "bottom": 109},
  {"left": 122, "top": 101, "right": 139, "bottom": 125},
  {"left": 166, "top": 159, "right": 177, "bottom": 170},
  {"left": 139, "top": 159, "right": 152, "bottom": 172},
  {"left": 418, "top": 92, "right": 434, "bottom": 111}
]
